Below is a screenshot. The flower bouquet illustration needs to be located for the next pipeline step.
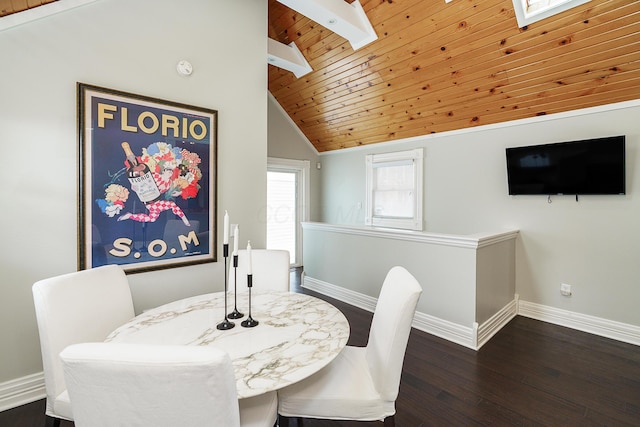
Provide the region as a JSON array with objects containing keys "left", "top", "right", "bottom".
[{"left": 96, "top": 142, "right": 202, "bottom": 227}]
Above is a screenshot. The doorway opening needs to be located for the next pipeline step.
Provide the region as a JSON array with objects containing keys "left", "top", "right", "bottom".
[{"left": 266, "top": 158, "right": 309, "bottom": 267}]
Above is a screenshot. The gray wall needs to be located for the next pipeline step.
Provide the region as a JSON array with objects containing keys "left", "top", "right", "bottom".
[
  {"left": 311, "top": 102, "right": 640, "bottom": 328},
  {"left": 302, "top": 225, "right": 479, "bottom": 327},
  {"left": 0, "top": 0, "right": 267, "bottom": 385},
  {"left": 267, "top": 94, "right": 322, "bottom": 221}
]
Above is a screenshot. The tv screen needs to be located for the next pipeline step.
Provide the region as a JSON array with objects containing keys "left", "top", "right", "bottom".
[{"left": 506, "top": 136, "right": 625, "bottom": 196}]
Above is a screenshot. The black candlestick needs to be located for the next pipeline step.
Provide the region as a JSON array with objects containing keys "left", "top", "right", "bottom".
[
  {"left": 228, "top": 254, "right": 244, "bottom": 319},
  {"left": 241, "top": 274, "right": 258, "bottom": 328},
  {"left": 217, "top": 244, "right": 234, "bottom": 330}
]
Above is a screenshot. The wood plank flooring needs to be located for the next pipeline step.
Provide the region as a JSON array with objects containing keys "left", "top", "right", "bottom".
[
  {"left": 284, "top": 288, "right": 640, "bottom": 427},
  {"left": 2, "top": 268, "right": 639, "bottom": 426}
]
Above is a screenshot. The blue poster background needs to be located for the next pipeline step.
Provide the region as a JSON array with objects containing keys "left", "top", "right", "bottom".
[{"left": 88, "top": 95, "right": 213, "bottom": 269}]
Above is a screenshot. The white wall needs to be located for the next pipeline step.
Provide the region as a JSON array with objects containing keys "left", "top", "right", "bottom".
[
  {"left": 304, "top": 102, "right": 640, "bottom": 328},
  {"left": 302, "top": 225, "right": 479, "bottom": 327},
  {"left": 267, "top": 94, "right": 322, "bottom": 221},
  {"left": 0, "top": 0, "right": 267, "bottom": 385},
  {"left": 301, "top": 223, "right": 518, "bottom": 348}
]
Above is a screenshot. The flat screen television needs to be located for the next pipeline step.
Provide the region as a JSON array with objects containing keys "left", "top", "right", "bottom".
[{"left": 506, "top": 136, "right": 625, "bottom": 196}]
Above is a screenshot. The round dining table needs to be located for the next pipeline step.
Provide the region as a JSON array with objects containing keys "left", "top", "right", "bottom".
[{"left": 106, "top": 290, "right": 350, "bottom": 399}]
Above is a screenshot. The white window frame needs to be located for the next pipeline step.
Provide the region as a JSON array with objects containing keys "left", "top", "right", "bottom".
[
  {"left": 365, "top": 148, "right": 423, "bottom": 231},
  {"left": 512, "top": 0, "right": 591, "bottom": 28}
]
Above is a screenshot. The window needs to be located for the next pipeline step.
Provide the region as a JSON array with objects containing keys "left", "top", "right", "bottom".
[
  {"left": 512, "top": 0, "right": 591, "bottom": 28},
  {"left": 365, "top": 148, "right": 423, "bottom": 231}
]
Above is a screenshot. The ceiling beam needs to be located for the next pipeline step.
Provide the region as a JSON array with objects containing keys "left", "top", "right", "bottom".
[
  {"left": 267, "top": 38, "right": 313, "bottom": 78},
  {"left": 276, "top": 0, "right": 377, "bottom": 51}
]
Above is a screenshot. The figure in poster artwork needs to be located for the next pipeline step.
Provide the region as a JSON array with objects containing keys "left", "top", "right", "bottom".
[{"left": 95, "top": 142, "right": 202, "bottom": 226}]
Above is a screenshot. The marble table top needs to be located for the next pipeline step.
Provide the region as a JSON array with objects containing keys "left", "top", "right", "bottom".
[{"left": 106, "top": 291, "right": 350, "bottom": 399}]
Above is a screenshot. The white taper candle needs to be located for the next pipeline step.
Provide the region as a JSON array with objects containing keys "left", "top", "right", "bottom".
[
  {"left": 223, "top": 210, "right": 229, "bottom": 244},
  {"left": 233, "top": 225, "right": 239, "bottom": 255},
  {"left": 247, "top": 241, "right": 252, "bottom": 275}
]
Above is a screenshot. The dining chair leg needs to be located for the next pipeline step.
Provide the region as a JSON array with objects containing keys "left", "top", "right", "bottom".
[
  {"left": 45, "top": 416, "right": 61, "bottom": 427},
  {"left": 277, "top": 414, "right": 289, "bottom": 427},
  {"left": 277, "top": 415, "right": 304, "bottom": 427},
  {"left": 383, "top": 415, "right": 396, "bottom": 427}
]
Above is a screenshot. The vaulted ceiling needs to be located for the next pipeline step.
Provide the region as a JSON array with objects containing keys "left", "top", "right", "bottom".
[
  {"left": 0, "top": 0, "right": 55, "bottom": 16},
  {"left": 4, "top": 0, "right": 639, "bottom": 154},
  {"left": 268, "top": 0, "right": 640, "bottom": 152}
]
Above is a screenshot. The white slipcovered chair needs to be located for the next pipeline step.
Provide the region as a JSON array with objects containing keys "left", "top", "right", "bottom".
[
  {"left": 229, "top": 249, "right": 290, "bottom": 292},
  {"left": 32, "top": 265, "right": 135, "bottom": 427},
  {"left": 277, "top": 266, "right": 423, "bottom": 427},
  {"left": 60, "top": 343, "right": 278, "bottom": 427}
]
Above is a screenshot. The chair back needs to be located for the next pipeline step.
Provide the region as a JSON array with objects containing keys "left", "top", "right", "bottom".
[
  {"left": 32, "top": 265, "right": 135, "bottom": 416},
  {"left": 61, "top": 343, "right": 241, "bottom": 427},
  {"left": 229, "top": 249, "right": 290, "bottom": 292},
  {"left": 365, "top": 266, "right": 422, "bottom": 401}
]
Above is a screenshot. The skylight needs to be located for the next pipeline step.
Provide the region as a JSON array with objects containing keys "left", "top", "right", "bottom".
[{"left": 512, "top": 0, "right": 592, "bottom": 28}]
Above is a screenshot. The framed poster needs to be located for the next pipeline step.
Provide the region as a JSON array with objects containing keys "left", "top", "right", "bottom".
[{"left": 78, "top": 83, "right": 217, "bottom": 273}]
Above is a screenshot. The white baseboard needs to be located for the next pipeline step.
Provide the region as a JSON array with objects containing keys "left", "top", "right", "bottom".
[
  {"left": 303, "top": 275, "right": 377, "bottom": 313},
  {"left": 0, "top": 371, "right": 45, "bottom": 413},
  {"left": 518, "top": 300, "right": 640, "bottom": 346},
  {"left": 303, "top": 275, "right": 516, "bottom": 350},
  {"left": 476, "top": 295, "right": 519, "bottom": 349},
  {"left": 412, "top": 310, "right": 477, "bottom": 349},
  {"left": 303, "top": 275, "right": 640, "bottom": 350}
]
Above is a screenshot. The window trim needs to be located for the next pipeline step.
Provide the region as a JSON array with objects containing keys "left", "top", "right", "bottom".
[
  {"left": 512, "top": 0, "right": 592, "bottom": 28},
  {"left": 365, "top": 148, "right": 423, "bottom": 231}
]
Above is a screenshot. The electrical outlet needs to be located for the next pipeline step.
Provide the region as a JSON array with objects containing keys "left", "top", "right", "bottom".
[{"left": 560, "top": 283, "right": 572, "bottom": 297}]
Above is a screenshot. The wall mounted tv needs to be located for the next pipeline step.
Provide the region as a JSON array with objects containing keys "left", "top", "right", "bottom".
[{"left": 506, "top": 136, "right": 625, "bottom": 196}]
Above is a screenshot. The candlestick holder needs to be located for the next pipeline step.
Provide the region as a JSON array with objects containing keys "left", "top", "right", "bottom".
[
  {"left": 241, "top": 274, "right": 259, "bottom": 328},
  {"left": 217, "top": 243, "right": 235, "bottom": 330},
  {"left": 228, "top": 254, "right": 244, "bottom": 319}
]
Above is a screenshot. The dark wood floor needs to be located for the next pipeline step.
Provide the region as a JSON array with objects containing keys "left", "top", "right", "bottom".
[{"left": 2, "top": 268, "right": 639, "bottom": 426}]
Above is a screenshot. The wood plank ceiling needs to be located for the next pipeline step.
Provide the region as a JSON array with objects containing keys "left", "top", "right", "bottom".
[
  {"left": 0, "top": 0, "right": 55, "bottom": 17},
  {"left": 3, "top": 0, "right": 638, "bottom": 153},
  {"left": 268, "top": 0, "right": 640, "bottom": 152}
]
